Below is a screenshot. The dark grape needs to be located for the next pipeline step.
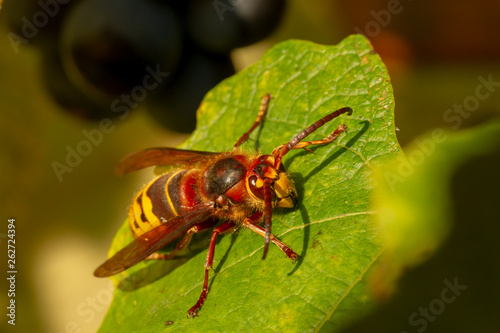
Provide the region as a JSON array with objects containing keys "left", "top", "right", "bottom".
[
  {"left": 146, "top": 50, "right": 235, "bottom": 132},
  {"left": 60, "top": 0, "right": 182, "bottom": 98},
  {"left": 11, "top": 0, "right": 286, "bottom": 130},
  {"left": 41, "top": 49, "right": 117, "bottom": 121},
  {"left": 187, "top": 0, "right": 286, "bottom": 54}
]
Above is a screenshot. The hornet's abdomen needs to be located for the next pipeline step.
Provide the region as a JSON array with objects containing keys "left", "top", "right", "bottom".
[{"left": 128, "top": 169, "right": 200, "bottom": 238}]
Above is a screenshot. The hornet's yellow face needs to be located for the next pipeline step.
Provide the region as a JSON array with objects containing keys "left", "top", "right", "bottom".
[
  {"left": 273, "top": 172, "right": 297, "bottom": 208},
  {"left": 246, "top": 155, "right": 297, "bottom": 208}
]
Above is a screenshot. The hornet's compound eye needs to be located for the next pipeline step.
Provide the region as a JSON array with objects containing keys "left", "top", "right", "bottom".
[{"left": 248, "top": 175, "right": 265, "bottom": 200}]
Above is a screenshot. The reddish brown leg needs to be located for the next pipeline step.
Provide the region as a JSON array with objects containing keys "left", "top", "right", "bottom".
[
  {"left": 146, "top": 218, "right": 218, "bottom": 261},
  {"left": 242, "top": 217, "right": 299, "bottom": 261},
  {"left": 261, "top": 178, "right": 273, "bottom": 260},
  {"left": 187, "top": 221, "right": 236, "bottom": 317},
  {"left": 146, "top": 227, "right": 197, "bottom": 260},
  {"left": 272, "top": 107, "right": 353, "bottom": 169},
  {"left": 234, "top": 93, "right": 272, "bottom": 148}
]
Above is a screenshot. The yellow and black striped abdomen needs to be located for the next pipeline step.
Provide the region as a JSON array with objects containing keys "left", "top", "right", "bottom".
[{"left": 128, "top": 170, "right": 190, "bottom": 238}]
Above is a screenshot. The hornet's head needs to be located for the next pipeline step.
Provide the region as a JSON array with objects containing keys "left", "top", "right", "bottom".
[{"left": 246, "top": 155, "right": 297, "bottom": 209}]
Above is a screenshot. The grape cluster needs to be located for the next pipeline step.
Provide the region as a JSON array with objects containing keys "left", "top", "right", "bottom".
[{"left": 4, "top": 0, "right": 286, "bottom": 132}]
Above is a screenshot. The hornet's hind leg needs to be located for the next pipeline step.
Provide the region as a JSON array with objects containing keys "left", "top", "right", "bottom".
[{"left": 146, "top": 218, "right": 218, "bottom": 260}]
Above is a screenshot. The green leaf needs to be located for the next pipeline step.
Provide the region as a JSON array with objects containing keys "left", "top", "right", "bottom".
[
  {"left": 97, "top": 35, "right": 401, "bottom": 332},
  {"left": 369, "top": 121, "right": 500, "bottom": 297}
]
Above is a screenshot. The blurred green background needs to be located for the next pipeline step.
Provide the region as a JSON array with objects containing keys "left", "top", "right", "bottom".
[{"left": 1, "top": 1, "right": 499, "bottom": 332}]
